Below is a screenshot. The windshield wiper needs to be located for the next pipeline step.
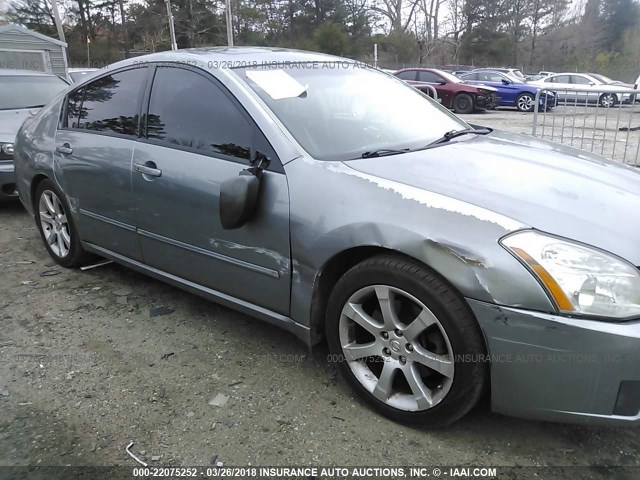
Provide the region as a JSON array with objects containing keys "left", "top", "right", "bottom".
[
  {"left": 22, "top": 104, "right": 45, "bottom": 109},
  {"left": 361, "top": 148, "right": 411, "bottom": 158},
  {"left": 427, "top": 127, "right": 492, "bottom": 147}
]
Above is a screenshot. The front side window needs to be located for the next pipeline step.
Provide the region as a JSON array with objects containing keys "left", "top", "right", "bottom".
[
  {"left": 80, "top": 67, "right": 147, "bottom": 136},
  {"left": 395, "top": 70, "right": 416, "bottom": 81},
  {"left": 0, "top": 75, "right": 68, "bottom": 111},
  {"left": 417, "top": 71, "right": 442, "bottom": 83},
  {"left": 571, "top": 75, "right": 593, "bottom": 85},
  {"left": 238, "top": 64, "right": 468, "bottom": 161},
  {"left": 549, "top": 75, "right": 570, "bottom": 84},
  {"left": 146, "top": 67, "right": 252, "bottom": 161}
]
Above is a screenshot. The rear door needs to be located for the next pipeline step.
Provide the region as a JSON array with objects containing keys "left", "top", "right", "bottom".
[
  {"left": 54, "top": 66, "right": 148, "bottom": 260},
  {"left": 132, "top": 65, "right": 291, "bottom": 314},
  {"left": 545, "top": 75, "right": 572, "bottom": 103}
]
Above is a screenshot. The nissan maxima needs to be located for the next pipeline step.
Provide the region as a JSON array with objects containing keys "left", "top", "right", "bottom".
[{"left": 13, "top": 48, "right": 640, "bottom": 427}]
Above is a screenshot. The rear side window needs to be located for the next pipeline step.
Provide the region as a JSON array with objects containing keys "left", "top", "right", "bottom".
[
  {"left": 145, "top": 66, "right": 252, "bottom": 161},
  {"left": 78, "top": 67, "right": 147, "bottom": 136},
  {"left": 66, "top": 87, "right": 85, "bottom": 128}
]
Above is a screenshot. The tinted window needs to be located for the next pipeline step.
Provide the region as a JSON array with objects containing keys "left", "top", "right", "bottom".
[
  {"left": 395, "top": 70, "right": 416, "bottom": 81},
  {"left": 66, "top": 87, "right": 85, "bottom": 128},
  {"left": 80, "top": 67, "right": 147, "bottom": 136},
  {"left": 146, "top": 67, "right": 252, "bottom": 160},
  {"left": 0, "top": 75, "right": 68, "bottom": 110},
  {"left": 417, "top": 71, "right": 443, "bottom": 83}
]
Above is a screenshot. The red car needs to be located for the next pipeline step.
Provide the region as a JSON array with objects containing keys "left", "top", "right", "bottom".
[{"left": 394, "top": 68, "right": 499, "bottom": 114}]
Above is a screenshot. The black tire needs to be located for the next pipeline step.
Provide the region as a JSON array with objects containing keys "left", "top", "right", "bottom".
[
  {"left": 516, "top": 93, "right": 535, "bottom": 112},
  {"left": 326, "top": 254, "right": 487, "bottom": 427},
  {"left": 34, "top": 179, "right": 93, "bottom": 268},
  {"left": 599, "top": 93, "right": 617, "bottom": 108},
  {"left": 452, "top": 93, "right": 474, "bottom": 114}
]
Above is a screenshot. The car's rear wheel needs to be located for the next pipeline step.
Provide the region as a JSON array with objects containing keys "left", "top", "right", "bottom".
[
  {"left": 599, "top": 93, "right": 617, "bottom": 108},
  {"left": 516, "top": 93, "right": 535, "bottom": 112},
  {"left": 326, "top": 255, "right": 487, "bottom": 427},
  {"left": 452, "top": 93, "right": 474, "bottom": 114},
  {"left": 35, "top": 179, "right": 92, "bottom": 268}
]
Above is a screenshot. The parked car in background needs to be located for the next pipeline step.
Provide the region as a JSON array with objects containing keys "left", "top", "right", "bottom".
[
  {"left": 68, "top": 68, "right": 98, "bottom": 83},
  {"left": 473, "top": 67, "right": 525, "bottom": 80},
  {"left": 538, "top": 71, "right": 555, "bottom": 77},
  {"left": 15, "top": 47, "right": 640, "bottom": 428},
  {"left": 0, "top": 70, "right": 69, "bottom": 202},
  {"left": 530, "top": 73, "right": 635, "bottom": 107},
  {"left": 394, "top": 68, "right": 499, "bottom": 114},
  {"left": 459, "top": 70, "right": 555, "bottom": 112}
]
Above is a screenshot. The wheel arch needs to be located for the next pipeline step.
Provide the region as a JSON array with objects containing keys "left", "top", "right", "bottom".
[
  {"left": 308, "top": 245, "right": 485, "bottom": 347},
  {"left": 30, "top": 174, "right": 50, "bottom": 212}
]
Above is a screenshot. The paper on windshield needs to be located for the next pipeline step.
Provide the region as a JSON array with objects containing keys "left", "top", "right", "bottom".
[{"left": 246, "top": 69, "right": 307, "bottom": 100}]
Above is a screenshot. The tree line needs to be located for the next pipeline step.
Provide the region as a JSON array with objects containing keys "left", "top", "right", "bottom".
[{"left": 3, "top": 0, "right": 640, "bottom": 80}]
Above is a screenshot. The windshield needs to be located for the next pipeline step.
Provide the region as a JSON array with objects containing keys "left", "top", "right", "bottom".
[
  {"left": 0, "top": 75, "right": 68, "bottom": 110},
  {"left": 237, "top": 64, "right": 468, "bottom": 161},
  {"left": 589, "top": 74, "right": 614, "bottom": 84},
  {"left": 512, "top": 70, "right": 525, "bottom": 78}
]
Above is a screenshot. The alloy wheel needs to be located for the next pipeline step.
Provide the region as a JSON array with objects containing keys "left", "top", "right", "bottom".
[
  {"left": 338, "top": 285, "right": 454, "bottom": 412},
  {"left": 518, "top": 95, "right": 533, "bottom": 111},
  {"left": 601, "top": 94, "right": 615, "bottom": 108},
  {"left": 39, "top": 190, "right": 71, "bottom": 258}
]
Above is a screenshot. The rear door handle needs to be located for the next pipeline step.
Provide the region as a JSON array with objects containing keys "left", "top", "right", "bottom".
[
  {"left": 56, "top": 143, "right": 73, "bottom": 155},
  {"left": 134, "top": 162, "right": 162, "bottom": 178}
]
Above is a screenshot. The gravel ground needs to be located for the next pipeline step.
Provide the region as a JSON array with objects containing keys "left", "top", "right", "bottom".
[{"left": 1, "top": 111, "right": 640, "bottom": 478}]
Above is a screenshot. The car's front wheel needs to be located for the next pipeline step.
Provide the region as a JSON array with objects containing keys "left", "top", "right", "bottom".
[
  {"left": 35, "top": 179, "right": 92, "bottom": 268},
  {"left": 516, "top": 93, "right": 535, "bottom": 112},
  {"left": 452, "top": 93, "right": 475, "bottom": 114},
  {"left": 326, "top": 255, "right": 487, "bottom": 427},
  {"left": 599, "top": 93, "right": 617, "bottom": 108}
]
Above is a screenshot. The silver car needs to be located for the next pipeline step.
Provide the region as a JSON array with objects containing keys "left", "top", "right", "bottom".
[
  {"left": 530, "top": 72, "right": 635, "bottom": 106},
  {"left": 13, "top": 48, "right": 640, "bottom": 427}
]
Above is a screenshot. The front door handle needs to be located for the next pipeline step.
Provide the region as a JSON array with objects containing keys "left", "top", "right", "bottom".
[
  {"left": 56, "top": 143, "right": 73, "bottom": 155},
  {"left": 134, "top": 162, "right": 162, "bottom": 178}
]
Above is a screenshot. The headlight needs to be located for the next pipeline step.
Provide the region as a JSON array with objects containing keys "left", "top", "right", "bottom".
[
  {"left": 502, "top": 230, "right": 640, "bottom": 319},
  {"left": 1, "top": 143, "right": 14, "bottom": 156}
]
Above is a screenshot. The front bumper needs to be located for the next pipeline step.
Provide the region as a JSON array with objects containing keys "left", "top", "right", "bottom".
[
  {"left": 476, "top": 94, "right": 500, "bottom": 110},
  {"left": 468, "top": 298, "right": 640, "bottom": 426},
  {"left": 0, "top": 160, "right": 17, "bottom": 200}
]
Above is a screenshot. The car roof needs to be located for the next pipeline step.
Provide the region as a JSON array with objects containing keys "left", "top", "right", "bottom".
[
  {"left": 107, "top": 47, "right": 347, "bottom": 72},
  {"left": 0, "top": 69, "right": 59, "bottom": 77}
]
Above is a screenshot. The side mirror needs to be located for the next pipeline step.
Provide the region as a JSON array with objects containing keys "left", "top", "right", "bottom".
[
  {"left": 501, "top": 79, "right": 511, "bottom": 85},
  {"left": 219, "top": 166, "right": 263, "bottom": 230}
]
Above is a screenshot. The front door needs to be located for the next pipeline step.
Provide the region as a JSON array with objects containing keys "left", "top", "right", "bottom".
[{"left": 132, "top": 65, "right": 291, "bottom": 315}]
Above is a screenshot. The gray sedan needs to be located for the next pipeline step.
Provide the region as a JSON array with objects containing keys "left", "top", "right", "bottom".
[{"left": 13, "top": 48, "right": 640, "bottom": 427}]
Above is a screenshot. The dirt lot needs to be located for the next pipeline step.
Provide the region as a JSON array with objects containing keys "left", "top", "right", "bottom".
[{"left": 2, "top": 111, "right": 640, "bottom": 478}]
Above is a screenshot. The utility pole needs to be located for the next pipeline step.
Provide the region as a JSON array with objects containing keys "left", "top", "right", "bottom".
[
  {"left": 50, "top": 0, "right": 66, "bottom": 44},
  {"left": 225, "top": 1, "right": 233, "bottom": 46},
  {"left": 165, "top": 0, "right": 178, "bottom": 50}
]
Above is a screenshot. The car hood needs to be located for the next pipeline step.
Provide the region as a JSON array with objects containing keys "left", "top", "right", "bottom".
[
  {"left": 0, "top": 108, "right": 41, "bottom": 143},
  {"left": 343, "top": 129, "right": 640, "bottom": 265}
]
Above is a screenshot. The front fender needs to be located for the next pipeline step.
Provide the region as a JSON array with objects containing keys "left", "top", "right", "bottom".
[{"left": 285, "top": 157, "right": 556, "bottom": 329}]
